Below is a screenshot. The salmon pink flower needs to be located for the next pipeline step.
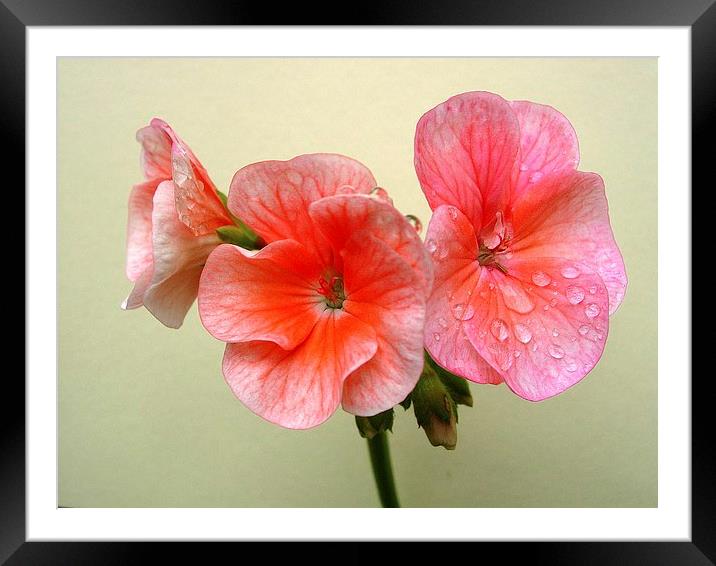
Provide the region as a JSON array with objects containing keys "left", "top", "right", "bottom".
[
  {"left": 123, "top": 118, "right": 233, "bottom": 328},
  {"left": 198, "top": 154, "right": 433, "bottom": 429},
  {"left": 416, "top": 92, "right": 627, "bottom": 401}
]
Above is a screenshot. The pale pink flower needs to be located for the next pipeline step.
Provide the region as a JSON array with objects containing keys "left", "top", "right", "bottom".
[
  {"left": 416, "top": 92, "right": 627, "bottom": 401},
  {"left": 123, "top": 119, "right": 232, "bottom": 328}
]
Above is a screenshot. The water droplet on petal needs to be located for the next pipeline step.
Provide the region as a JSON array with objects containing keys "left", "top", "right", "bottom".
[
  {"left": 585, "top": 303, "right": 601, "bottom": 319},
  {"left": 448, "top": 206, "right": 458, "bottom": 221},
  {"left": 550, "top": 298, "right": 558, "bottom": 307},
  {"left": 552, "top": 328, "right": 560, "bottom": 337},
  {"left": 438, "top": 317, "right": 449, "bottom": 329},
  {"left": 490, "top": 343, "right": 513, "bottom": 371},
  {"left": 588, "top": 285, "right": 597, "bottom": 294},
  {"left": 433, "top": 332, "right": 441, "bottom": 342},
  {"left": 451, "top": 302, "right": 475, "bottom": 321},
  {"left": 565, "top": 360, "right": 578, "bottom": 372},
  {"left": 405, "top": 214, "right": 422, "bottom": 234},
  {"left": 490, "top": 319, "right": 509, "bottom": 341},
  {"left": 426, "top": 239, "right": 438, "bottom": 254},
  {"left": 566, "top": 285, "right": 585, "bottom": 305},
  {"left": 337, "top": 184, "right": 357, "bottom": 195},
  {"left": 519, "top": 163, "right": 529, "bottom": 172},
  {"left": 514, "top": 323, "right": 532, "bottom": 344},
  {"left": 532, "top": 271, "right": 551, "bottom": 287},
  {"left": 502, "top": 283, "right": 535, "bottom": 314},
  {"left": 548, "top": 344, "right": 565, "bottom": 359},
  {"left": 514, "top": 351, "right": 521, "bottom": 358},
  {"left": 561, "top": 266, "right": 580, "bottom": 279},
  {"left": 528, "top": 171, "right": 544, "bottom": 183},
  {"left": 578, "top": 325, "right": 590, "bottom": 336}
]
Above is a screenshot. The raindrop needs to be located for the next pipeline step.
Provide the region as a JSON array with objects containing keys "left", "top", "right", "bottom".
[
  {"left": 491, "top": 344, "right": 513, "bottom": 371},
  {"left": 405, "top": 214, "right": 422, "bottom": 234},
  {"left": 531, "top": 271, "right": 551, "bottom": 287},
  {"left": 514, "top": 351, "right": 521, "bottom": 358},
  {"left": 552, "top": 328, "right": 560, "bottom": 337},
  {"left": 588, "top": 285, "right": 597, "bottom": 294},
  {"left": 528, "top": 171, "right": 544, "bottom": 183},
  {"left": 561, "top": 266, "right": 580, "bottom": 279},
  {"left": 438, "top": 248, "right": 449, "bottom": 260},
  {"left": 452, "top": 302, "right": 475, "bottom": 321},
  {"left": 565, "top": 360, "right": 578, "bottom": 372},
  {"left": 438, "top": 317, "right": 449, "bottom": 329},
  {"left": 426, "top": 239, "right": 438, "bottom": 254},
  {"left": 550, "top": 298, "right": 558, "bottom": 307},
  {"left": 448, "top": 206, "right": 458, "bottom": 221},
  {"left": 514, "top": 323, "right": 532, "bottom": 344},
  {"left": 502, "top": 284, "right": 535, "bottom": 314},
  {"left": 578, "top": 325, "right": 590, "bottom": 336},
  {"left": 543, "top": 305, "right": 550, "bottom": 311},
  {"left": 548, "top": 344, "right": 565, "bottom": 359},
  {"left": 433, "top": 333, "right": 441, "bottom": 342},
  {"left": 490, "top": 319, "right": 509, "bottom": 341},
  {"left": 519, "top": 163, "right": 529, "bottom": 172},
  {"left": 584, "top": 303, "right": 601, "bottom": 319},
  {"left": 337, "top": 185, "right": 357, "bottom": 195},
  {"left": 566, "top": 285, "right": 585, "bottom": 305}
]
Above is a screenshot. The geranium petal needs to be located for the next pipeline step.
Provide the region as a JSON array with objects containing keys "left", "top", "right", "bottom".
[
  {"left": 125, "top": 179, "right": 160, "bottom": 281},
  {"left": 414, "top": 91, "right": 521, "bottom": 231},
  {"left": 309, "top": 194, "right": 433, "bottom": 294},
  {"left": 423, "top": 205, "right": 503, "bottom": 384},
  {"left": 198, "top": 240, "right": 325, "bottom": 349},
  {"left": 136, "top": 122, "right": 172, "bottom": 180},
  {"left": 462, "top": 257, "right": 611, "bottom": 401},
  {"left": 223, "top": 309, "right": 378, "bottom": 429},
  {"left": 510, "top": 100, "right": 580, "bottom": 202},
  {"left": 228, "top": 154, "right": 377, "bottom": 262},
  {"left": 340, "top": 234, "right": 428, "bottom": 415},
  {"left": 142, "top": 181, "right": 220, "bottom": 328},
  {"left": 510, "top": 171, "right": 627, "bottom": 314}
]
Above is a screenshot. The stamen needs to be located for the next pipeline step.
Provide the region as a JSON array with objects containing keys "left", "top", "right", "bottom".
[{"left": 317, "top": 275, "right": 345, "bottom": 309}]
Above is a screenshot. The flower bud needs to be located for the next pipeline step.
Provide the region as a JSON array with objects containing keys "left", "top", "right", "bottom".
[{"left": 355, "top": 409, "right": 395, "bottom": 440}]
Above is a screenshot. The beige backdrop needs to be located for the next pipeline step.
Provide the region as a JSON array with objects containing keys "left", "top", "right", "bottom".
[{"left": 58, "top": 57, "right": 657, "bottom": 508}]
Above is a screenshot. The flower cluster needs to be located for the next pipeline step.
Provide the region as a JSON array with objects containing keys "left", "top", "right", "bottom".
[{"left": 123, "top": 91, "right": 626, "bottom": 437}]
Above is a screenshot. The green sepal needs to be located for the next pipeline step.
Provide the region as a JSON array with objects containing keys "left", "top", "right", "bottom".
[
  {"left": 216, "top": 224, "right": 264, "bottom": 250},
  {"left": 216, "top": 189, "right": 229, "bottom": 208},
  {"left": 399, "top": 394, "right": 412, "bottom": 411},
  {"left": 355, "top": 409, "right": 395, "bottom": 440},
  {"left": 425, "top": 353, "right": 473, "bottom": 407}
]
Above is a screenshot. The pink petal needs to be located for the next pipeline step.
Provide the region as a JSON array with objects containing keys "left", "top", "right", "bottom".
[
  {"left": 227, "top": 154, "right": 377, "bottom": 262},
  {"left": 198, "top": 240, "right": 325, "bottom": 349},
  {"left": 309, "top": 194, "right": 433, "bottom": 294},
  {"left": 142, "top": 181, "right": 220, "bottom": 328},
  {"left": 170, "top": 140, "right": 231, "bottom": 236},
  {"left": 223, "top": 308, "right": 378, "bottom": 429},
  {"left": 414, "top": 91, "right": 521, "bottom": 231},
  {"left": 125, "top": 179, "right": 160, "bottom": 281},
  {"left": 462, "top": 257, "right": 611, "bottom": 401},
  {"left": 509, "top": 171, "right": 627, "bottom": 314},
  {"left": 423, "top": 205, "right": 503, "bottom": 384},
  {"left": 121, "top": 267, "right": 152, "bottom": 311},
  {"left": 340, "top": 234, "right": 428, "bottom": 415},
  {"left": 510, "top": 100, "right": 580, "bottom": 203},
  {"left": 136, "top": 122, "right": 172, "bottom": 180}
]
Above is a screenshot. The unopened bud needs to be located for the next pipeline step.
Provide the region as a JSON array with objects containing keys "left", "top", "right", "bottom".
[{"left": 355, "top": 409, "right": 395, "bottom": 440}]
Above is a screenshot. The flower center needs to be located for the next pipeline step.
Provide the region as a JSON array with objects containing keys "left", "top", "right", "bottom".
[
  {"left": 477, "top": 211, "right": 510, "bottom": 274},
  {"left": 317, "top": 274, "right": 345, "bottom": 309}
]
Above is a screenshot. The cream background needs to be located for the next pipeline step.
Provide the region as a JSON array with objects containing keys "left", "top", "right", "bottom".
[{"left": 58, "top": 58, "right": 656, "bottom": 507}]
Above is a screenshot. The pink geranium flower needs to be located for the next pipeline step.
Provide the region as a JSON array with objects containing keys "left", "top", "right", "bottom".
[
  {"left": 416, "top": 92, "right": 627, "bottom": 401},
  {"left": 198, "top": 154, "right": 433, "bottom": 429},
  {"left": 123, "top": 118, "right": 233, "bottom": 328}
]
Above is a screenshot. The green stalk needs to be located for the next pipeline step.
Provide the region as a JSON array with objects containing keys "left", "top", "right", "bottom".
[{"left": 366, "top": 431, "right": 400, "bottom": 508}]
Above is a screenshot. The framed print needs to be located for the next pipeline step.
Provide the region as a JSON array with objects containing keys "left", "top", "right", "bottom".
[{"left": 10, "top": 0, "right": 709, "bottom": 563}]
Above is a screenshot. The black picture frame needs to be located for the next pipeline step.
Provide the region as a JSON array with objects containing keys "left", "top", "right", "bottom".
[{"left": 8, "top": 0, "right": 709, "bottom": 563}]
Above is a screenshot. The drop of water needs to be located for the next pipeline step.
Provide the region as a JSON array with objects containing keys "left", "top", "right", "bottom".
[
  {"left": 426, "top": 239, "right": 438, "bottom": 254},
  {"left": 519, "top": 163, "right": 529, "bottom": 172},
  {"left": 490, "top": 319, "right": 509, "bottom": 341},
  {"left": 452, "top": 302, "right": 475, "bottom": 321},
  {"left": 337, "top": 185, "right": 357, "bottom": 195},
  {"left": 514, "top": 323, "right": 532, "bottom": 344},
  {"left": 370, "top": 186, "right": 392, "bottom": 204},
  {"left": 438, "top": 248, "right": 449, "bottom": 260},
  {"left": 531, "top": 342, "right": 538, "bottom": 352},
  {"left": 448, "top": 206, "right": 458, "bottom": 221},
  {"left": 584, "top": 303, "right": 601, "bottom": 319},
  {"left": 550, "top": 298, "right": 558, "bottom": 307},
  {"left": 490, "top": 343, "right": 513, "bottom": 371},
  {"left": 514, "top": 351, "right": 521, "bottom": 358},
  {"left": 438, "top": 317, "right": 449, "bottom": 329},
  {"left": 578, "top": 325, "right": 590, "bottom": 336},
  {"left": 543, "top": 305, "right": 550, "bottom": 311},
  {"left": 588, "top": 285, "right": 597, "bottom": 294},
  {"left": 502, "top": 283, "right": 535, "bottom": 314},
  {"left": 433, "top": 332, "right": 441, "bottom": 342},
  {"left": 561, "top": 266, "right": 580, "bottom": 279},
  {"left": 566, "top": 285, "right": 585, "bottom": 305},
  {"left": 405, "top": 214, "right": 422, "bottom": 234},
  {"left": 532, "top": 271, "right": 551, "bottom": 287},
  {"left": 552, "top": 328, "right": 560, "bottom": 337},
  {"left": 528, "top": 171, "right": 544, "bottom": 183},
  {"left": 548, "top": 344, "right": 565, "bottom": 359},
  {"left": 565, "top": 360, "right": 578, "bottom": 372}
]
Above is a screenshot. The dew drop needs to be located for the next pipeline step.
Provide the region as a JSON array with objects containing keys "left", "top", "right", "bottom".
[
  {"left": 426, "top": 239, "right": 438, "bottom": 254},
  {"left": 561, "top": 266, "right": 580, "bottom": 279},
  {"left": 337, "top": 184, "right": 357, "bottom": 195},
  {"left": 566, "top": 285, "right": 585, "bottom": 305},
  {"left": 405, "top": 214, "right": 422, "bottom": 234},
  {"left": 578, "top": 325, "right": 590, "bottom": 336},
  {"left": 502, "top": 283, "right": 535, "bottom": 314},
  {"left": 543, "top": 305, "right": 550, "bottom": 311},
  {"left": 433, "top": 332, "right": 441, "bottom": 342},
  {"left": 565, "top": 360, "right": 578, "bottom": 372},
  {"left": 588, "top": 285, "right": 597, "bottom": 294},
  {"left": 438, "top": 317, "right": 449, "bottom": 329},
  {"left": 528, "top": 171, "right": 544, "bottom": 183},
  {"left": 552, "top": 328, "right": 560, "bottom": 337},
  {"left": 514, "top": 351, "right": 521, "bottom": 358},
  {"left": 438, "top": 248, "right": 448, "bottom": 260},
  {"left": 584, "top": 303, "right": 601, "bottom": 319},
  {"left": 490, "top": 319, "right": 509, "bottom": 341},
  {"left": 514, "top": 323, "right": 532, "bottom": 344},
  {"left": 548, "top": 344, "right": 565, "bottom": 359},
  {"left": 519, "top": 163, "right": 529, "bottom": 172},
  {"left": 490, "top": 343, "right": 513, "bottom": 371},
  {"left": 550, "top": 298, "right": 558, "bottom": 307},
  {"left": 531, "top": 271, "right": 551, "bottom": 287},
  {"left": 448, "top": 206, "right": 458, "bottom": 221},
  {"left": 452, "top": 302, "right": 475, "bottom": 321}
]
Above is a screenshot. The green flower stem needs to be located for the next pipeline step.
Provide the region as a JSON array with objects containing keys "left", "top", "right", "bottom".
[{"left": 366, "top": 431, "right": 400, "bottom": 508}]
